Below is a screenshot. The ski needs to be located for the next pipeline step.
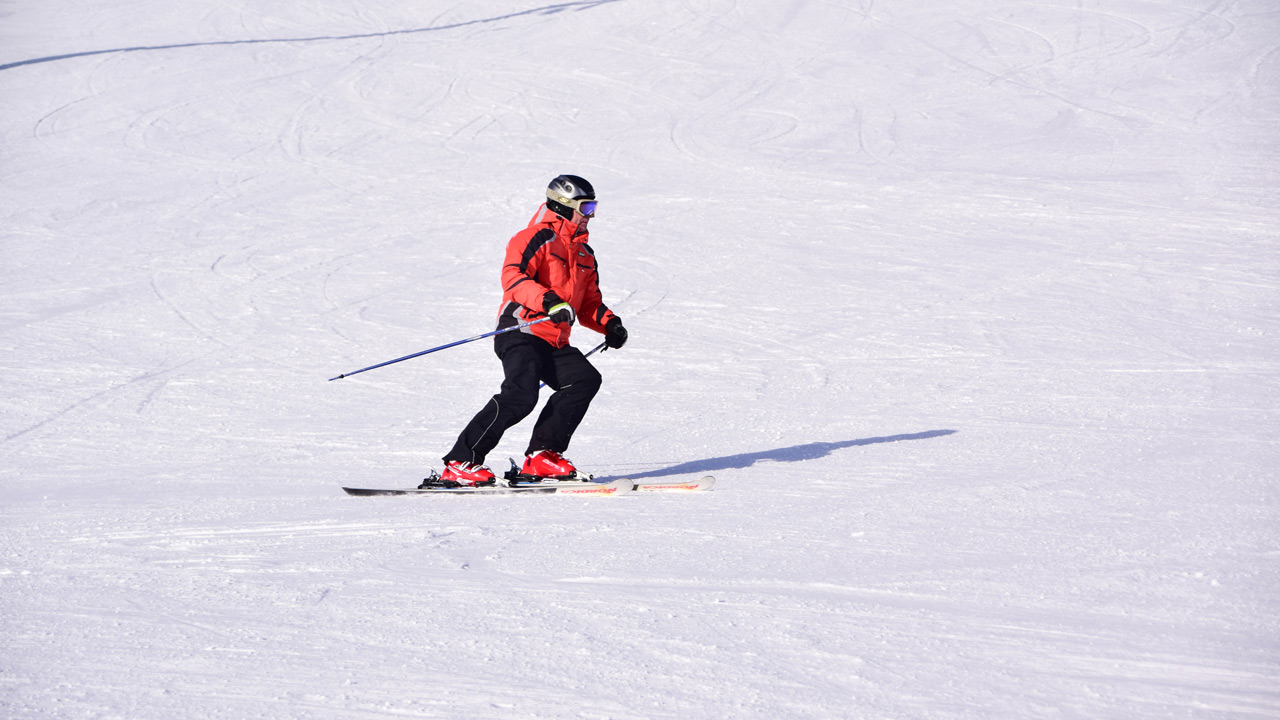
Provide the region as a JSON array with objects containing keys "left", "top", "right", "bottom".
[
  {"left": 499, "top": 462, "right": 714, "bottom": 493},
  {"left": 342, "top": 461, "right": 715, "bottom": 496},
  {"left": 633, "top": 475, "right": 716, "bottom": 492},
  {"left": 341, "top": 475, "right": 715, "bottom": 497},
  {"left": 342, "top": 477, "right": 633, "bottom": 497}
]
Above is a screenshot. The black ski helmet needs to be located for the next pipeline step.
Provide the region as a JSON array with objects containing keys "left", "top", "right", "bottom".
[{"left": 546, "top": 174, "right": 596, "bottom": 220}]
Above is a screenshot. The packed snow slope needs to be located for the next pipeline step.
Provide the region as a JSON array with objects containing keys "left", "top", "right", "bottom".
[{"left": 2, "top": 1, "right": 1278, "bottom": 718}]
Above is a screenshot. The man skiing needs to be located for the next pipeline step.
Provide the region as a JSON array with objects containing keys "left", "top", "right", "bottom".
[{"left": 434, "top": 174, "right": 628, "bottom": 487}]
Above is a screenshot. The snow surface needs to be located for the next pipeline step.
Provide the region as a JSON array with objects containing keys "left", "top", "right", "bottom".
[{"left": 2, "top": 0, "right": 1278, "bottom": 717}]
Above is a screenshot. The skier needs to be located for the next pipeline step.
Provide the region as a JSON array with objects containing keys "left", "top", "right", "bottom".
[{"left": 433, "top": 174, "right": 628, "bottom": 487}]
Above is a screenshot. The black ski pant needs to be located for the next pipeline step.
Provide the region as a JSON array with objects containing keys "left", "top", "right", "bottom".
[{"left": 444, "top": 331, "right": 602, "bottom": 466}]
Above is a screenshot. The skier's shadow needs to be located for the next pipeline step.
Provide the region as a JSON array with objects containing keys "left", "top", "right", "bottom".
[{"left": 597, "top": 429, "right": 957, "bottom": 481}]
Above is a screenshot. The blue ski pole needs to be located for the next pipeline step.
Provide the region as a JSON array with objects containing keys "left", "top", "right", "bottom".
[{"left": 329, "top": 317, "right": 551, "bottom": 381}]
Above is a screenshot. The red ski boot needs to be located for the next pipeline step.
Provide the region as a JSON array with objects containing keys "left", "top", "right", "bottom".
[
  {"left": 521, "top": 450, "right": 580, "bottom": 480},
  {"left": 438, "top": 461, "right": 497, "bottom": 487}
]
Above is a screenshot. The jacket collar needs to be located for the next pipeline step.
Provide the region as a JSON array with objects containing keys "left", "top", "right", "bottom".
[{"left": 531, "top": 203, "right": 588, "bottom": 242}]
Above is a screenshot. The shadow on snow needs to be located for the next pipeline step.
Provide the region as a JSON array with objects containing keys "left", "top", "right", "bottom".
[
  {"left": 0, "top": 1, "right": 620, "bottom": 72},
  {"left": 596, "top": 429, "right": 958, "bottom": 482}
]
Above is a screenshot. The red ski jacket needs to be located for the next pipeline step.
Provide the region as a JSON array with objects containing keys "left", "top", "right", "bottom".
[{"left": 496, "top": 204, "right": 617, "bottom": 348}]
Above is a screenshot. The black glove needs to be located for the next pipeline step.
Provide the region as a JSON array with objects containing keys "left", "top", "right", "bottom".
[
  {"left": 605, "top": 317, "right": 628, "bottom": 349},
  {"left": 542, "top": 292, "right": 576, "bottom": 325}
]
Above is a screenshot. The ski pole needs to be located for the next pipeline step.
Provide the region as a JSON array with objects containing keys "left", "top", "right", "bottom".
[{"left": 329, "top": 317, "right": 551, "bottom": 381}]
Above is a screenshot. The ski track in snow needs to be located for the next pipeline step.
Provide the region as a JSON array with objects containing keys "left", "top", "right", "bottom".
[{"left": 2, "top": 0, "right": 1278, "bottom": 718}]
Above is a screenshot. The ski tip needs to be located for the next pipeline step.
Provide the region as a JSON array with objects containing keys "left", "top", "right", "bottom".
[{"left": 632, "top": 475, "right": 716, "bottom": 492}]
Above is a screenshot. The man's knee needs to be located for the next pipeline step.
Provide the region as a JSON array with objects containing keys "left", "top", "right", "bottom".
[
  {"left": 572, "top": 365, "right": 602, "bottom": 397},
  {"left": 496, "top": 387, "right": 539, "bottom": 420}
]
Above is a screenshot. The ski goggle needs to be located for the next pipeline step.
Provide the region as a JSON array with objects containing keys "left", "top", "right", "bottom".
[{"left": 548, "top": 191, "right": 597, "bottom": 217}]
